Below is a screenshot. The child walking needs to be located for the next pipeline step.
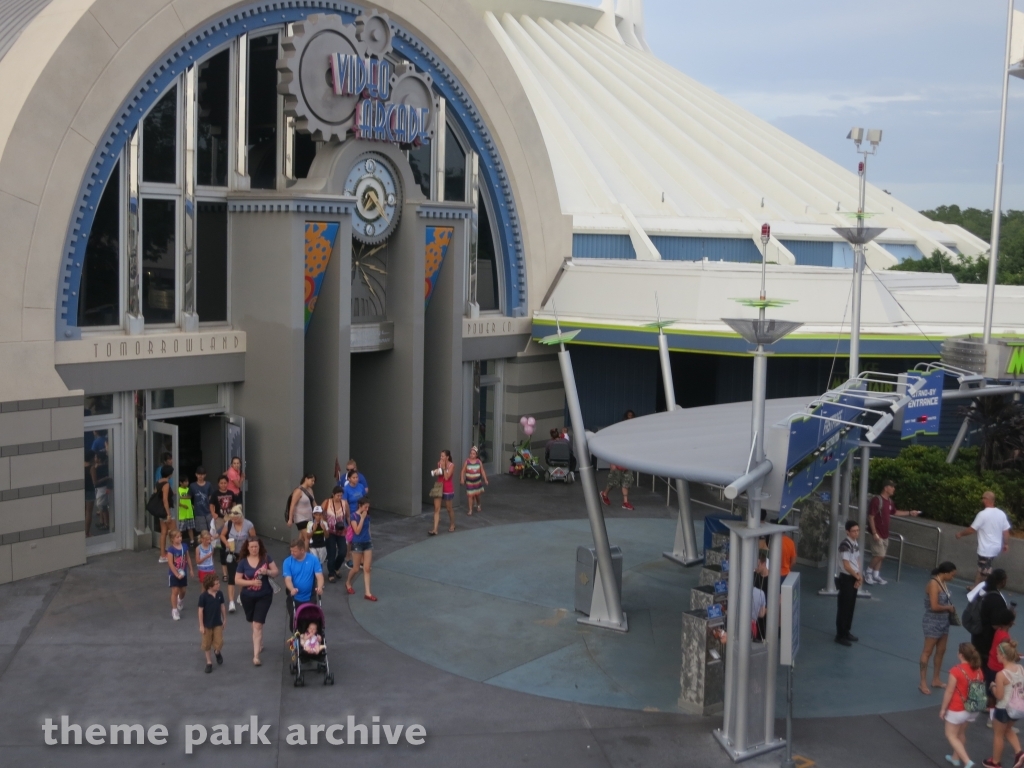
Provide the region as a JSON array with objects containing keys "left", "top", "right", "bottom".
[
  {"left": 941, "top": 642, "right": 986, "bottom": 768},
  {"left": 197, "top": 573, "right": 226, "bottom": 673},
  {"left": 177, "top": 475, "right": 196, "bottom": 546},
  {"left": 195, "top": 530, "right": 216, "bottom": 583},
  {"left": 166, "top": 530, "right": 194, "bottom": 621}
]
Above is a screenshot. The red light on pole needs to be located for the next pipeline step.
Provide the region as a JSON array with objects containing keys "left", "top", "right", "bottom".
[
  {"left": 760, "top": 223, "right": 770, "bottom": 244},
  {"left": 858, "top": 162, "right": 864, "bottom": 174}
]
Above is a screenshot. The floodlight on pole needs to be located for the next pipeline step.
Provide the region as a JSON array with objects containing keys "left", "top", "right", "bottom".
[{"left": 842, "top": 127, "right": 884, "bottom": 379}]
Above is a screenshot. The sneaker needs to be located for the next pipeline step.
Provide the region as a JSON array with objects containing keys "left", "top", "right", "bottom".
[
  {"left": 205, "top": 663, "right": 213, "bottom": 674},
  {"left": 864, "top": 573, "right": 876, "bottom": 585},
  {"left": 172, "top": 608, "right": 180, "bottom": 621},
  {"left": 845, "top": 633, "right": 859, "bottom": 642},
  {"left": 346, "top": 560, "right": 353, "bottom": 569},
  {"left": 982, "top": 759, "right": 1001, "bottom": 768},
  {"left": 600, "top": 491, "right": 611, "bottom": 506},
  {"left": 835, "top": 636, "right": 852, "bottom": 647},
  {"left": 215, "top": 651, "right": 223, "bottom": 665},
  {"left": 158, "top": 556, "right": 168, "bottom": 563},
  {"left": 874, "top": 574, "right": 888, "bottom": 585},
  {"left": 176, "top": 596, "right": 184, "bottom": 610},
  {"left": 945, "top": 757, "right": 962, "bottom": 767},
  {"left": 1013, "top": 751, "right": 1024, "bottom": 768},
  {"left": 228, "top": 600, "right": 236, "bottom": 613},
  {"left": 621, "top": 502, "right": 635, "bottom": 511}
]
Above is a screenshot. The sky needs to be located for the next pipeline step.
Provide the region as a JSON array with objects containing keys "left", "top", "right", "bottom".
[{"left": 577, "top": 0, "right": 1024, "bottom": 211}]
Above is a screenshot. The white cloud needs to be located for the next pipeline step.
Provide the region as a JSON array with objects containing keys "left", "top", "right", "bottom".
[{"left": 722, "top": 91, "right": 925, "bottom": 121}]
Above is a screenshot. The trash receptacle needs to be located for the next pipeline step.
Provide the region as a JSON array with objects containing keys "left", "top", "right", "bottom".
[
  {"left": 703, "top": 513, "right": 742, "bottom": 560},
  {"left": 575, "top": 545, "right": 623, "bottom": 614}
]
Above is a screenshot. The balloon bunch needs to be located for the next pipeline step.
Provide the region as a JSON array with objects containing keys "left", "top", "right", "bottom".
[{"left": 518, "top": 415, "right": 536, "bottom": 436}]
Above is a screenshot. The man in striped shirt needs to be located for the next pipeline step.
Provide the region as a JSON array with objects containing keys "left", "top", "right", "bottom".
[{"left": 835, "top": 519, "right": 863, "bottom": 647}]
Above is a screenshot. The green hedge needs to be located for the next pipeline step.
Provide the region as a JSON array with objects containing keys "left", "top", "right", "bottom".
[{"left": 869, "top": 446, "right": 1024, "bottom": 528}]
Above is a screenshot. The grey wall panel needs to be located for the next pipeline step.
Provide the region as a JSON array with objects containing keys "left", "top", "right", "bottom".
[
  {"left": 229, "top": 211, "right": 305, "bottom": 540},
  {"left": 462, "top": 333, "right": 530, "bottom": 362},
  {"left": 423, "top": 213, "right": 467, "bottom": 505},
  {"left": 304, "top": 216, "right": 352, "bottom": 502},
  {"left": 349, "top": 200, "right": 425, "bottom": 517},
  {"left": 56, "top": 353, "right": 245, "bottom": 393}
]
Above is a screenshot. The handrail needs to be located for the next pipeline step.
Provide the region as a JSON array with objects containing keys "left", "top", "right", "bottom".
[
  {"left": 888, "top": 516, "right": 943, "bottom": 568},
  {"left": 884, "top": 532, "right": 906, "bottom": 582}
]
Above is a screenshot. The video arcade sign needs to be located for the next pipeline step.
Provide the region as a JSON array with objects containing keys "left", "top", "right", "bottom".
[{"left": 279, "top": 12, "right": 435, "bottom": 145}]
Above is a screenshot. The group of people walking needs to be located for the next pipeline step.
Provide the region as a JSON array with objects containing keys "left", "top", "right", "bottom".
[{"left": 155, "top": 457, "right": 377, "bottom": 672}]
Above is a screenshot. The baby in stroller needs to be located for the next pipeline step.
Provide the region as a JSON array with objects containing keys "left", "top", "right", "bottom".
[
  {"left": 288, "top": 601, "right": 334, "bottom": 686},
  {"left": 300, "top": 621, "right": 325, "bottom": 655}
]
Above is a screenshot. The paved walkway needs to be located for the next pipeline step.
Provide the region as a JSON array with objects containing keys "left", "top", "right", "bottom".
[{"left": 0, "top": 474, "right": 1012, "bottom": 767}]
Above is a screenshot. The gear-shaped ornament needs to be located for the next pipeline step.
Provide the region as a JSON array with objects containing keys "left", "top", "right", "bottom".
[{"left": 279, "top": 13, "right": 390, "bottom": 142}]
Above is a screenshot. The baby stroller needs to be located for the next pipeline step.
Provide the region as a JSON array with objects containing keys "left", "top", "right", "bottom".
[
  {"left": 545, "top": 439, "right": 576, "bottom": 484},
  {"left": 288, "top": 599, "right": 334, "bottom": 686},
  {"left": 508, "top": 440, "right": 544, "bottom": 479}
]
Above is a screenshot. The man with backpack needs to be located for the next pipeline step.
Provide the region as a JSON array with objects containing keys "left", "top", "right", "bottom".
[{"left": 866, "top": 479, "right": 921, "bottom": 585}]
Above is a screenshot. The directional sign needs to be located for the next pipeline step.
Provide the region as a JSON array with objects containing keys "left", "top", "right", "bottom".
[{"left": 902, "top": 369, "right": 943, "bottom": 439}]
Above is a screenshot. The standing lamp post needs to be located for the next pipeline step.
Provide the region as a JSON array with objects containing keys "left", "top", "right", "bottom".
[{"left": 716, "top": 224, "right": 803, "bottom": 760}]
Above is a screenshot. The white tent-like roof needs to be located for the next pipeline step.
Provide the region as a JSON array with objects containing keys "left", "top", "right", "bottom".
[{"left": 478, "top": 0, "right": 985, "bottom": 268}]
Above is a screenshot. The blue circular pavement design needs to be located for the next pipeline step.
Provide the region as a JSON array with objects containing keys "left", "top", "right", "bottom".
[{"left": 350, "top": 518, "right": 975, "bottom": 717}]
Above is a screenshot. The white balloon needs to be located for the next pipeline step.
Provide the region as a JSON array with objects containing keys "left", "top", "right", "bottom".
[
  {"left": 519, "top": 416, "right": 528, "bottom": 426},
  {"left": 527, "top": 416, "right": 536, "bottom": 426}
]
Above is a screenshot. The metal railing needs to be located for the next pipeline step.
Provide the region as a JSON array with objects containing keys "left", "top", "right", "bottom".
[
  {"left": 889, "top": 515, "right": 943, "bottom": 569},
  {"left": 884, "top": 532, "right": 906, "bottom": 582}
]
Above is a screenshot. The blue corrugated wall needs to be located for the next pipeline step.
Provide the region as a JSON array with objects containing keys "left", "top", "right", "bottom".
[
  {"left": 572, "top": 234, "right": 636, "bottom": 259},
  {"left": 563, "top": 346, "right": 658, "bottom": 431},
  {"left": 781, "top": 240, "right": 833, "bottom": 267},
  {"left": 651, "top": 236, "right": 762, "bottom": 263}
]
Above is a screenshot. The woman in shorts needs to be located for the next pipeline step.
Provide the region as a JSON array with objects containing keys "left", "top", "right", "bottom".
[
  {"left": 920, "top": 561, "right": 958, "bottom": 694},
  {"left": 345, "top": 496, "right": 376, "bottom": 601},
  {"left": 940, "top": 642, "right": 985, "bottom": 768},
  {"left": 219, "top": 506, "right": 255, "bottom": 614},
  {"left": 989, "top": 638, "right": 1024, "bottom": 768},
  {"left": 234, "top": 537, "right": 277, "bottom": 667}
]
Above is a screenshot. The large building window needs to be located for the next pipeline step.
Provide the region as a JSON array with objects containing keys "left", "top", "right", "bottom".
[
  {"left": 142, "top": 86, "right": 177, "bottom": 184},
  {"left": 248, "top": 34, "right": 279, "bottom": 190},
  {"left": 407, "top": 142, "right": 431, "bottom": 198},
  {"left": 78, "top": 161, "right": 121, "bottom": 326},
  {"left": 196, "top": 202, "right": 228, "bottom": 322},
  {"left": 476, "top": 197, "right": 500, "bottom": 312},
  {"left": 444, "top": 124, "right": 466, "bottom": 202},
  {"left": 141, "top": 198, "right": 177, "bottom": 324},
  {"left": 197, "top": 50, "right": 230, "bottom": 187}
]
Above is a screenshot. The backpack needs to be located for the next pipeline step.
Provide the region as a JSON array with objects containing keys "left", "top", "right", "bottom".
[
  {"left": 146, "top": 482, "right": 167, "bottom": 520},
  {"left": 964, "top": 672, "right": 988, "bottom": 713},
  {"left": 962, "top": 592, "right": 986, "bottom": 636},
  {"left": 284, "top": 487, "right": 316, "bottom": 522}
]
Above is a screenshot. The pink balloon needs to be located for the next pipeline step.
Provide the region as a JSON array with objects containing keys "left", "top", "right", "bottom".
[
  {"left": 527, "top": 416, "right": 536, "bottom": 427},
  {"left": 519, "top": 416, "right": 528, "bottom": 427},
  {"left": 523, "top": 425, "right": 534, "bottom": 436}
]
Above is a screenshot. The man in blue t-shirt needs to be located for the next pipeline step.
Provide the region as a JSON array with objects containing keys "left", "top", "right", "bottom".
[{"left": 283, "top": 538, "right": 323, "bottom": 625}]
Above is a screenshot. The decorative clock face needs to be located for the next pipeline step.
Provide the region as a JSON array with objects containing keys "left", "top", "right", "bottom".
[
  {"left": 351, "top": 240, "right": 388, "bottom": 320},
  {"left": 343, "top": 153, "right": 402, "bottom": 245}
]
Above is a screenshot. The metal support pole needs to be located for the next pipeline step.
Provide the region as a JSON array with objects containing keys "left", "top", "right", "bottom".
[
  {"left": 947, "top": 405, "right": 975, "bottom": 464},
  {"left": 840, "top": 457, "right": 852, "bottom": 526},
  {"left": 734, "top": 535, "right": 755, "bottom": 753},
  {"left": 764, "top": 532, "right": 783, "bottom": 742},
  {"left": 657, "top": 331, "right": 701, "bottom": 565},
  {"left": 558, "top": 348, "right": 627, "bottom": 632},
  {"left": 849, "top": 244, "right": 863, "bottom": 379},
  {"left": 749, "top": 347, "right": 768, "bottom": 527},
  {"left": 722, "top": 527, "right": 740, "bottom": 738},
  {"left": 819, "top": 465, "right": 842, "bottom": 596},
  {"left": 983, "top": 0, "right": 1015, "bottom": 344},
  {"left": 781, "top": 664, "right": 795, "bottom": 768},
  {"left": 857, "top": 445, "right": 872, "bottom": 597}
]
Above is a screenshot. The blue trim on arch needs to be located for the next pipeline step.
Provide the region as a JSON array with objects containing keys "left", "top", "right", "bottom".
[{"left": 57, "top": 1, "right": 525, "bottom": 338}]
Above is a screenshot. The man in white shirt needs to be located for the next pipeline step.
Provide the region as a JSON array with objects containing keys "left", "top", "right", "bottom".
[{"left": 956, "top": 491, "right": 1011, "bottom": 585}]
